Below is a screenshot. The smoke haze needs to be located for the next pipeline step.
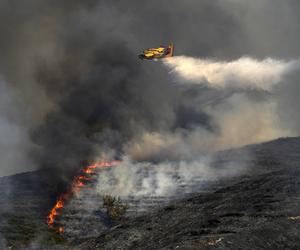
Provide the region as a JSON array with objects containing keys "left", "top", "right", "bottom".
[
  {"left": 96, "top": 156, "right": 247, "bottom": 197},
  {"left": 0, "top": 0, "right": 299, "bottom": 196},
  {"left": 125, "top": 93, "right": 292, "bottom": 162},
  {"left": 0, "top": 78, "right": 35, "bottom": 176}
]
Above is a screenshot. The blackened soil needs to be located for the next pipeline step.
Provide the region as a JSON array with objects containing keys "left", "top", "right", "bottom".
[
  {"left": 78, "top": 137, "right": 300, "bottom": 250},
  {"left": 1, "top": 137, "right": 300, "bottom": 249}
]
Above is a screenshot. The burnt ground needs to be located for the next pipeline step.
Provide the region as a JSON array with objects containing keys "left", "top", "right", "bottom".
[
  {"left": 79, "top": 169, "right": 299, "bottom": 250},
  {"left": 71, "top": 137, "right": 300, "bottom": 250},
  {"left": 0, "top": 137, "right": 300, "bottom": 249}
]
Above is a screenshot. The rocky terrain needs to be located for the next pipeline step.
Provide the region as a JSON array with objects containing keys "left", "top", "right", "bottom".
[{"left": 0, "top": 137, "right": 300, "bottom": 249}]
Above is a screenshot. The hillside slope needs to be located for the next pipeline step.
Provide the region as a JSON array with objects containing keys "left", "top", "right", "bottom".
[
  {"left": 0, "top": 137, "right": 300, "bottom": 249},
  {"left": 78, "top": 137, "right": 300, "bottom": 249}
]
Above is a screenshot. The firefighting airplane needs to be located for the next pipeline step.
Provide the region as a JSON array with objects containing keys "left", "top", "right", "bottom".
[{"left": 138, "top": 43, "right": 174, "bottom": 60}]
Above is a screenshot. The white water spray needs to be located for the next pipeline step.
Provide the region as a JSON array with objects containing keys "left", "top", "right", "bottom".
[{"left": 164, "top": 56, "right": 300, "bottom": 90}]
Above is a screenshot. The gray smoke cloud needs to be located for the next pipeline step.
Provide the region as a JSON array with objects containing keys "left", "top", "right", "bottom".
[
  {"left": 0, "top": 233, "right": 7, "bottom": 250},
  {"left": 274, "top": 71, "right": 300, "bottom": 135},
  {"left": 219, "top": 0, "right": 300, "bottom": 58},
  {"left": 0, "top": 77, "right": 35, "bottom": 176},
  {"left": 0, "top": 0, "right": 299, "bottom": 191},
  {"left": 125, "top": 94, "right": 292, "bottom": 162}
]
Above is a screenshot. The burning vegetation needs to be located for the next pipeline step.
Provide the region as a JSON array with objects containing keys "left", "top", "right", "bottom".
[{"left": 47, "top": 161, "right": 120, "bottom": 232}]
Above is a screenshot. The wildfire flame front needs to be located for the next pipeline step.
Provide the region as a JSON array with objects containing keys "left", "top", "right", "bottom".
[{"left": 46, "top": 160, "right": 120, "bottom": 232}]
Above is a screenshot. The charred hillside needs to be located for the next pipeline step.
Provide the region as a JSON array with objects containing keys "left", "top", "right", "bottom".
[
  {"left": 0, "top": 137, "right": 299, "bottom": 249},
  {"left": 78, "top": 137, "right": 300, "bottom": 250},
  {"left": 80, "top": 170, "right": 299, "bottom": 250}
]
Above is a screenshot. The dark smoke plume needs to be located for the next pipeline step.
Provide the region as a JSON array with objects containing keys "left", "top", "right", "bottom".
[{"left": 0, "top": 0, "right": 300, "bottom": 192}]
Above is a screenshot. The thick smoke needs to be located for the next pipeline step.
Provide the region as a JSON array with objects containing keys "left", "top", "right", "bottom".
[
  {"left": 274, "top": 71, "right": 300, "bottom": 135},
  {"left": 0, "top": 234, "right": 7, "bottom": 250},
  {"left": 220, "top": 0, "right": 300, "bottom": 58},
  {"left": 0, "top": 0, "right": 299, "bottom": 193},
  {"left": 164, "top": 56, "right": 300, "bottom": 90},
  {"left": 125, "top": 93, "right": 292, "bottom": 162},
  {"left": 0, "top": 78, "right": 34, "bottom": 176}
]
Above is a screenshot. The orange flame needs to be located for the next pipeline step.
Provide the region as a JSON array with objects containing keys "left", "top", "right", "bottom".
[
  {"left": 47, "top": 195, "right": 66, "bottom": 226},
  {"left": 46, "top": 160, "right": 120, "bottom": 232}
]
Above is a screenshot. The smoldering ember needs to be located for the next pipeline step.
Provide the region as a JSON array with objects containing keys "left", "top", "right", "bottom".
[{"left": 0, "top": 1, "right": 299, "bottom": 249}]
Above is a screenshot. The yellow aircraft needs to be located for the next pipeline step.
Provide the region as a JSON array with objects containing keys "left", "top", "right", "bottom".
[{"left": 138, "top": 43, "right": 174, "bottom": 60}]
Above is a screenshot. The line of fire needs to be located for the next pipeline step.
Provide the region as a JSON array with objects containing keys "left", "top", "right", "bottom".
[{"left": 47, "top": 161, "right": 120, "bottom": 233}]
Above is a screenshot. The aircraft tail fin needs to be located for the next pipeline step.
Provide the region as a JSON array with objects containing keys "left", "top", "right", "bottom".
[{"left": 166, "top": 42, "right": 174, "bottom": 57}]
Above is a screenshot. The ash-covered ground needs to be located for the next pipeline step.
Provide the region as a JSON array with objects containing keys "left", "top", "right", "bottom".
[{"left": 0, "top": 136, "right": 299, "bottom": 249}]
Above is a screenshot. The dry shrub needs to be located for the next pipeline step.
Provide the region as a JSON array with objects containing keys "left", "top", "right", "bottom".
[{"left": 103, "top": 195, "right": 128, "bottom": 220}]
